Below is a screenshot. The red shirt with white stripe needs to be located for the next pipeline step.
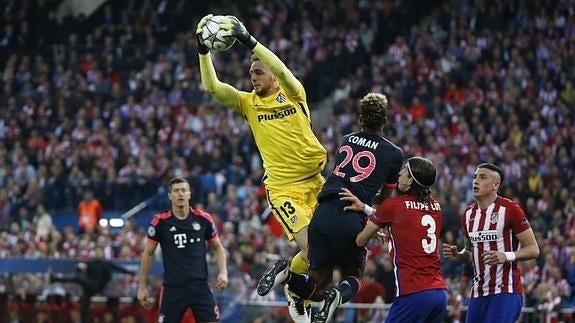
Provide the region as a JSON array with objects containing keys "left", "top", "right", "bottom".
[
  {"left": 461, "top": 196, "right": 531, "bottom": 298},
  {"left": 372, "top": 195, "right": 446, "bottom": 297}
]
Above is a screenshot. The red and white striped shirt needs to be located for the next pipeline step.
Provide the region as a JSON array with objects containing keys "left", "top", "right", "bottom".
[{"left": 461, "top": 196, "right": 531, "bottom": 298}]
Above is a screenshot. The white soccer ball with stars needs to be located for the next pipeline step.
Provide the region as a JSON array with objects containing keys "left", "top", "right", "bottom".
[{"left": 201, "top": 15, "right": 236, "bottom": 52}]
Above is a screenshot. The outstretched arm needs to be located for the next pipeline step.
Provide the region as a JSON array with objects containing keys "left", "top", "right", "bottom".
[
  {"left": 251, "top": 44, "right": 302, "bottom": 96},
  {"left": 198, "top": 54, "right": 240, "bottom": 107},
  {"left": 220, "top": 16, "right": 302, "bottom": 96},
  {"left": 196, "top": 14, "right": 240, "bottom": 108}
]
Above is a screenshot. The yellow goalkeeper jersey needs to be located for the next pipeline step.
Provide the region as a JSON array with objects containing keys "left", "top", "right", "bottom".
[
  {"left": 233, "top": 85, "right": 326, "bottom": 185},
  {"left": 199, "top": 44, "right": 326, "bottom": 185}
]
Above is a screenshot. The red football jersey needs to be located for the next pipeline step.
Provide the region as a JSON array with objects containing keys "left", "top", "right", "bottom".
[
  {"left": 461, "top": 196, "right": 531, "bottom": 298},
  {"left": 373, "top": 195, "right": 446, "bottom": 297}
]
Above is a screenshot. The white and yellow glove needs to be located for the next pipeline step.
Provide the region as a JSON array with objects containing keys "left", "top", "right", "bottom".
[
  {"left": 196, "top": 14, "right": 213, "bottom": 54},
  {"left": 219, "top": 15, "right": 257, "bottom": 50}
]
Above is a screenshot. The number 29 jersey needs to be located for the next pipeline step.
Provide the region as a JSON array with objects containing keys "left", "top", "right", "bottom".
[{"left": 319, "top": 131, "right": 404, "bottom": 204}]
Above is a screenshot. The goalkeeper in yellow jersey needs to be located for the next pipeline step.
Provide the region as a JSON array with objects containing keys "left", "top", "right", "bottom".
[{"left": 196, "top": 15, "right": 327, "bottom": 322}]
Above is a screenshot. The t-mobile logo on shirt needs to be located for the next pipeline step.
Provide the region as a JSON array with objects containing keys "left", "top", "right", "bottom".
[{"left": 174, "top": 233, "right": 187, "bottom": 248}]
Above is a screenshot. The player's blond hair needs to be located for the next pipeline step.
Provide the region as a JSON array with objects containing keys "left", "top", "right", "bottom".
[{"left": 360, "top": 93, "right": 388, "bottom": 130}]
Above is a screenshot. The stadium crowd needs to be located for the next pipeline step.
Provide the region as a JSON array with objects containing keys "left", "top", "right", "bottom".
[{"left": 0, "top": 0, "right": 574, "bottom": 321}]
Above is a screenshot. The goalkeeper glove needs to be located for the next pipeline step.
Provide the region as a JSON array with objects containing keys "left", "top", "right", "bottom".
[
  {"left": 220, "top": 15, "right": 257, "bottom": 50},
  {"left": 196, "top": 14, "right": 213, "bottom": 55}
]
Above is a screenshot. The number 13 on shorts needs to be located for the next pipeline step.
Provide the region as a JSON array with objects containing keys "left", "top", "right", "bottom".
[{"left": 265, "top": 175, "right": 324, "bottom": 241}]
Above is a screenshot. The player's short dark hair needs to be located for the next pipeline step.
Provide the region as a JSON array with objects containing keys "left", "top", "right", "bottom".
[
  {"left": 477, "top": 162, "right": 504, "bottom": 186},
  {"left": 403, "top": 157, "right": 436, "bottom": 203},
  {"left": 168, "top": 177, "right": 190, "bottom": 191},
  {"left": 251, "top": 54, "right": 260, "bottom": 63},
  {"left": 360, "top": 93, "right": 388, "bottom": 131}
]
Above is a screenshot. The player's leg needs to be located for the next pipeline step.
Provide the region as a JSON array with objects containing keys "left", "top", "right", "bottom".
[
  {"left": 424, "top": 289, "right": 448, "bottom": 323},
  {"left": 256, "top": 258, "right": 290, "bottom": 296},
  {"left": 312, "top": 265, "right": 361, "bottom": 323},
  {"left": 385, "top": 290, "right": 447, "bottom": 323},
  {"left": 257, "top": 232, "right": 333, "bottom": 299},
  {"left": 291, "top": 173, "right": 325, "bottom": 272},
  {"left": 483, "top": 293, "right": 522, "bottom": 323},
  {"left": 265, "top": 186, "right": 315, "bottom": 322},
  {"left": 384, "top": 294, "right": 414, "bottom": 323},
  {"left": 335, "top": 265, "right": 363, "bottom": 304},
  {"left": 265, "top": 173, "right": 324, "bottom": 267},
  {"left": 189, "top": 285, "right": 220, "bottom": 323},
  {"left": 465, "top": 297, "right": 488, "bottom": 323},
  {"left": 311, "top": 201, "right": 363, "bottom": 323},
  {"left": 255, "top": 223, "right": 312, "bottom": 297},
  {"left": 332, "top": 222, "right": 367, "bottom": 306},
  {"left": 291, "top": 228, "right": 310, "bottom": 273},
  {"left": 158, "top": 286, "right": 189, "bottom": 323}
]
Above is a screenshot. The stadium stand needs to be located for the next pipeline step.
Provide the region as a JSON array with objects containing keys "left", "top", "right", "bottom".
[{"left": 0, "top": 0, "right": 574, "bottom": 321}]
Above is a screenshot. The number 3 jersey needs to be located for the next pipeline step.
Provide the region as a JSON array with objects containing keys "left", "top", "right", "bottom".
[
  {"left": 147, "top": 208, "right": 218, "bottom": 286},
  {"left": 372, "top": 195, "right": 447, "bottom": 297},
  {"left": 319, "top": 131, "right": 404, "bottom": 204}
]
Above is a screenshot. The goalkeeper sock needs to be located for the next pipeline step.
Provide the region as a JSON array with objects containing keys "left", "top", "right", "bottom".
[
  {"left": 289, "top": 252, "right": 313, "bottom": 306},
  {"left": 287, "top": 273, "right": 318, "bottom": 300},
  {"left": 290, "top": 251, "right": 309, "bottom": 275}
]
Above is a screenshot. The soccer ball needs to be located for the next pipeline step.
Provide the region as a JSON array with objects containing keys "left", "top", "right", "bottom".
[{"left": 201, "top": 15, "right": 236, "bottom": 52}]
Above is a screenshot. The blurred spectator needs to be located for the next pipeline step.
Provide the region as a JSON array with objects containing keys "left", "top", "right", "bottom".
[
  {"left": 51, "top": 247, "right": 135, "bottom": 323},
  {"left": 354, "top": 260, "right": 386, "bottom": 322},
  {"left": 0, "top": 0, "right": 573, "bottom": 320},
  {"left": 33, "top": 204, "right": 53, "bottom": 240},
  {"left": 77, "top": 190, "right": 102, "bottom": 234}
]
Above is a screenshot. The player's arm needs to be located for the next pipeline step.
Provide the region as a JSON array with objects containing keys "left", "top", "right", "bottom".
[
  {"left": 137, "top": 239, "right": 158, "bottom": 309},
  {"left": 374, "top": 149, "right": 404, "bottom": 205},
  {"left": 207, "top": 237, "right": 229, "bottom": 289},
  {"left": 251, "top": 44, "right": 301, "bottom": 96},
  {"left": 219, "top": 16, "right": 301, "bottom": 96},
  {"left": 483, "top": 228, "right": 539, "bottom": 265},
  {"left": 483, "top": 203, "right": 540, "bottom": 265},
  {"left": 442, "top": 237, "right": 472, "bottom": 263},
  {"left": 356, "top": 221, "right": 381, "bottom": 247},
  {"left": 198, "top": 55, "right": 241, "bottom": 107},
  {"left": 513, "top": 228, "right": 540, "bottom": 261},
  {"left": 340, "top": 188, "right": 390, "bottom": 246},
  {"left": 196, "top": 15, "right": 240, "bottom": 108}
]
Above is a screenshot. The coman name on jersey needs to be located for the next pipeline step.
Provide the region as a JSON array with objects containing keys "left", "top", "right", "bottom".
[{"left": 347, "top": 135, "right": 379, "bottom": 150}]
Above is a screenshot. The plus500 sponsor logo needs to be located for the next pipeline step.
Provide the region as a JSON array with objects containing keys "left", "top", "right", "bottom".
[
  {"left": 469, "top": 230, "right": 498, "bottom": 243},
  {"left": 257, "top": 107, "right": 297, "bottom": 122}
]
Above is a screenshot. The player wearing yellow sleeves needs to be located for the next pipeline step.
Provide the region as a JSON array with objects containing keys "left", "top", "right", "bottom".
[{"left": 196, "top": 14, "right": 326, "bottom": 322}]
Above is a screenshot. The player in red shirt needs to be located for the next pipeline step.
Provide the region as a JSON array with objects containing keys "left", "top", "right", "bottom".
[
  {"left": 341, "top": 156, "right": 447, "bottom": 323},
  {"left": 442, "top": 163, "right": 539, "bottom": 323}
]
